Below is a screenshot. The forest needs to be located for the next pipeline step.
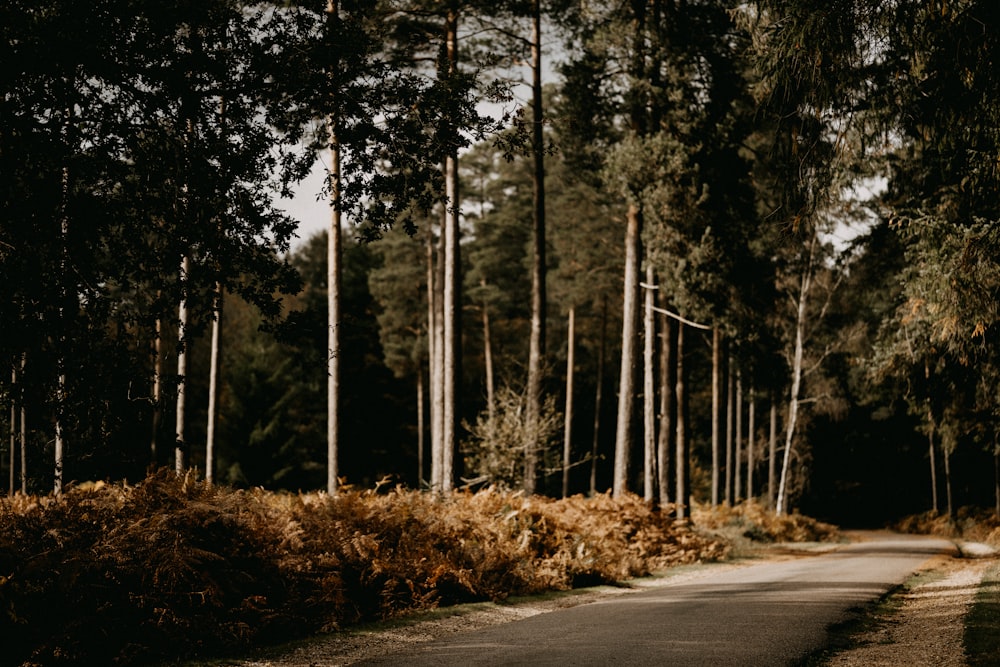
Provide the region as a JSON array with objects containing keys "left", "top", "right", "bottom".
[{"left": 4, "top": 0, "right": 1000, "bottom": 530}]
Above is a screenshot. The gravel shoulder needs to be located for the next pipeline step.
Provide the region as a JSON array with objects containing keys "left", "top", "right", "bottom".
[
  {"left": 211, "top": 537, "right": 994, "bottom": 667},
  {"left": 824, "top": 548, "right": 995, "bottom": 667}
]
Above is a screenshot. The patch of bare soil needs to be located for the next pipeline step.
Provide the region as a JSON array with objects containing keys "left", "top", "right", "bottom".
[{"left": 826, "top": 554, "right": 994, "bottom": 667}]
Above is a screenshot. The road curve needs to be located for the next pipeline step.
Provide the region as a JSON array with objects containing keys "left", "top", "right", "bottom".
[{"left": 354, "top": 533, "right": 956, "bottom": 667}]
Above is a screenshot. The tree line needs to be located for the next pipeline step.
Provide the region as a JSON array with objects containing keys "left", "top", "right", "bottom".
[{"left": 3, "top": 0, "right": 1000, "bottom": 524}]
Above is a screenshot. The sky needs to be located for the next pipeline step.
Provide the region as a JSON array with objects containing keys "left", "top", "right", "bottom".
[{"left": 278, "top": 156, "right": 332, "bottom": 250}]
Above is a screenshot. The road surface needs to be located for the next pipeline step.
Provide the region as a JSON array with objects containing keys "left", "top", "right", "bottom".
[{"left": 354, "top": 534, "right": 956, "bottom": 666}]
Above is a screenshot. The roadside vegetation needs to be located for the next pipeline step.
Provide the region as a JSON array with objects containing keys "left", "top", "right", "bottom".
[{"left": 0, "top": 472, "right": 741, "bottom": 666}]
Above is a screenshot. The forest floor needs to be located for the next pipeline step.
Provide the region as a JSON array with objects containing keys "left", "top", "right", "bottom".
[{"left": 215, "top": 536, "right": 996, "bottom": 667}]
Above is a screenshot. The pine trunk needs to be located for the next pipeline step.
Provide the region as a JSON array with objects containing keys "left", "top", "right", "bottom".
[
  {"left": 590, "top": 299, "right": 606, "bottom": 495},
  {"left": 711, "top": 328, "right": 721, "bottom": 507},
  {"left": 674, "top": 324, "right": 688, "bottom": 520},
  {"left": 944, "top": 446, "right": 954, "bottom": 519},
  {"left": 427, "top": 228, "right": 443, "bottom": 490},
  {"left": 928, "top": 410, "right": 939, "bottom": 514},
  {"left": 481, "top": 280, "right": 495, "bottom": 423},
  {"left": 417, "top": 370, "right": 425, "bottom": 486},
  {"left": 725, "top": 355, "right": 733, "bottom": 504},
  {"left": 151, "top": 318, "right": 162, "bottom": 464},
  {"left": 657, "top": 313, "right": 674, "bottom": 507},
  {"left": 613, "top": 202, "right": 642, "bottom": 497},
  {"left": 327, "top": 122, "right": 342, "bottom": 496},
  {"left": 19, "top": 353, "right": 26, "bottom": 494},
  {"left": 643, "top": 266, "right": 657, "bottom": 503},
  {"left": 562, "top": 307, "right": 575, "bottom": 498},
  {"left": 524, "top": 0, "right": 546, "bottom": 497},
  {"left": 205, "top": 284, "right": 223, "bottom": 485},
  {"left": 768, "top": 396, "right": 777, "bottom": 509},
  {"left": 734, "top": 372, "right": 743, "bottom": 503},
  {"left": 440, "top": 7, "right": 460, "bottom": 493},
  {"left": 9, "top": 364, "right": 16, "bottom": 496},
  {"left": 747, "top": 385, "right": 755, "bottom": 501}
]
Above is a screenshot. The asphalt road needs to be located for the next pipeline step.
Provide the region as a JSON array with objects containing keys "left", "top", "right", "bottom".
[{"left": 354, "top": 533, "right": 956, "bottom": 667}]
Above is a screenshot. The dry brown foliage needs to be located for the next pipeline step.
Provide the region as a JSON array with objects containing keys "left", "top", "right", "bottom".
[
  {"left": 894, "top": 507, "right": 1000, "bottom": 546},
  {"left": 0, "top": 472, "right": 726, "bottom": 666},
  {"left": 693, "top": 500, "right": 841, "bottom": 543}
]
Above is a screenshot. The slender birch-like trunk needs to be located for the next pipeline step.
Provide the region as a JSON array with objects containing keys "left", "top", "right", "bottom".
[
  {"left": 55, "top": 164, "right": 70, "bottom": 494},
  {"left": 175, "top": 254, "right": 191, "bottom": 474},
  {"left": 777, "top": 236, "right": 815, "bottom": 516},
  {"left": 438, "top": 6, "right": 461, "bottom": 493}
]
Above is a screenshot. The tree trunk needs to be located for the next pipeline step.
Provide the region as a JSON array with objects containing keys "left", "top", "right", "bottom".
[
  {"left": 524, "top": 0, "right": 546, "bottom": 497},
  {"left": 725, "top": 355, "right": 733, "bottom": 504},
  {"left": 19, "top": 353, "right": 26, "bottom": 495},
  {"left": 562, "top": 306, "right": 575, "bottom": 498},
  {"left": 9, "top": 364, "right": 15, "bottom": 496},
  {"left": 440, "top": 6, "right": 461, "bottom": 493},
  {"left": 747, "top": 385, "right": 755, "bottom": 502},
  {"left": 55, "top": 164, "right": 69, "bottom": 494},
  {"left": 711, "top": 327, "right": 721, "bottom": 507},
  {"left": 643, "top": 266, "right": 657, "bottom": 504},
  {"left": 613, "top": 202, "right": 642, "bottom": 497},
  {"left": 777, "top": 238, "right": 815, "bottom": 516},
  {"left": 326, "top": 115, "right": 342, "bottom": 496},
  {"left": 205, "top": 284, "right": 223, "bottom": 485},
  {"left": 417, "top": 370, "right": 425, "bottom": 486},
  {"left": 427, "top": 227, "right": 443, "bottom": 490},
  {"left": 481, "top": 279, "right": 495, "bottom": 423},
  {"left": 175, "top": 254, "right": 191, "bottom": 474},
  {"left": 768, "top": 395, "right": 777, "bottom": 509},
  {"left": 675, "top": 324, "right": 688, "bottom": 520},
  {"left": 151, "top": 317, "right": 162, "bottom": 465},
  {"left": 927, "top": 408, "right": 939, "bottom": 514},
  {"left": 734, "top": 371, "right": 743, "bottom": 503},
  {"left": 944, "top": 445, "right": 954, "bottom": 519},
  {"left": 590, "top": 299, "right": 606, "bottom": 495},
  {"left": 657, "top": 312, "right": 674, "bottom": 507}
]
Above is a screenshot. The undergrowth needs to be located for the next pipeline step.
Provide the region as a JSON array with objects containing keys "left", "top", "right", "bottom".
[
  {"left": 693, "top": 501, "right": 841, "bottom": 544},
  {"left": 0, "top": 471, "right": 729, "bottom": 666},
  {"left": 893, "top": 507, "right": 1000, "bottom": 546}
]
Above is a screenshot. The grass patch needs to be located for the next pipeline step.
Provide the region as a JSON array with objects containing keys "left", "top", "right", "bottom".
[{"left": 965, "top": 561, "right": 1000, "bottom": 666}]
